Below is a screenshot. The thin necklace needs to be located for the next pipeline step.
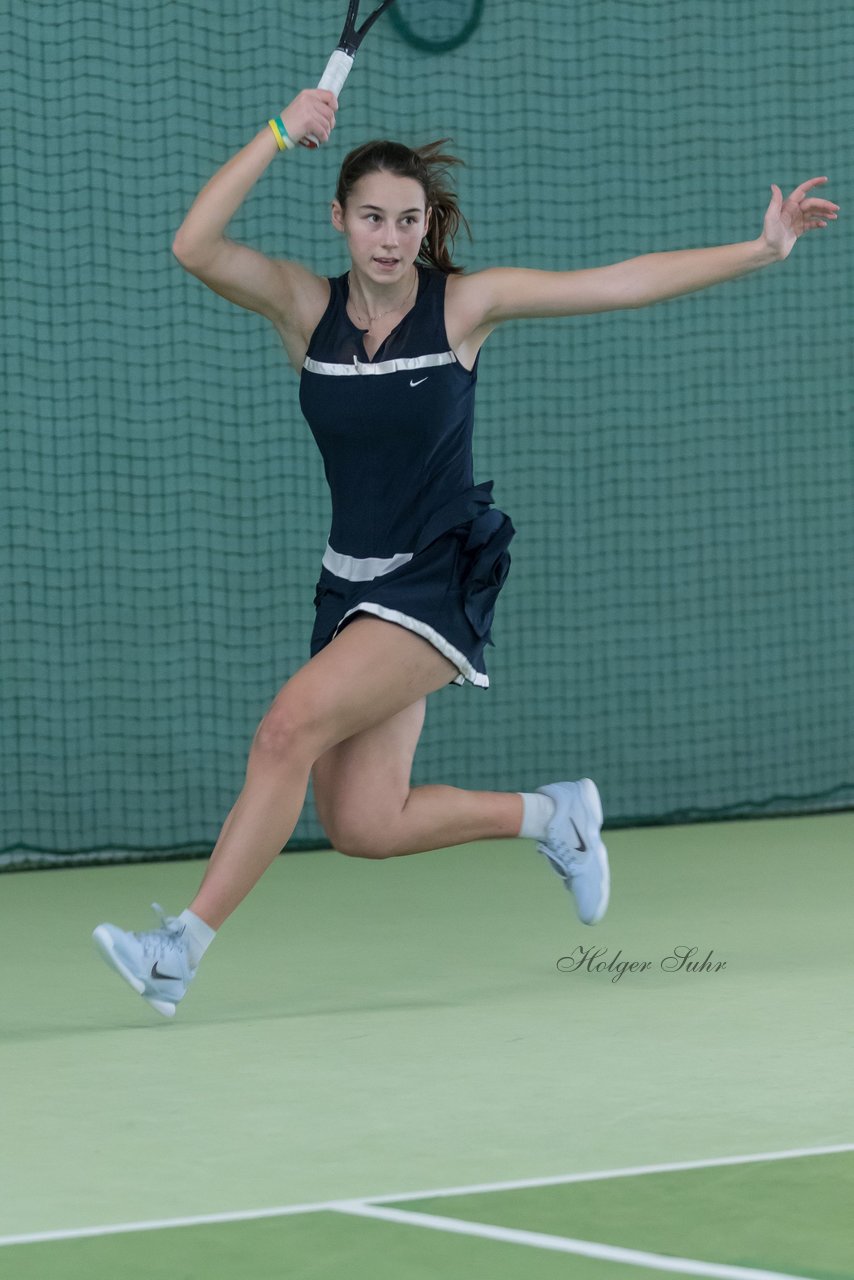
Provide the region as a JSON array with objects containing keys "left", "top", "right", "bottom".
[{"left": 347, "top": 268, "right": 417, "bottom": 330}]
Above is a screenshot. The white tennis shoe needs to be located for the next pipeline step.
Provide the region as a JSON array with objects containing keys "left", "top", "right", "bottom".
[
  {"left": 93, "top": 903, "right": 195, "bottom": 1018},
  {"left": 536, "top": 779, "right": 610, "bottom": 925}
]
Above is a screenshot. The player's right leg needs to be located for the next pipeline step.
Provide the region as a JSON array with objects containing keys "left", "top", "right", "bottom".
[{"left": 91, "top": 614, "right": 462, "bottom": 1016}]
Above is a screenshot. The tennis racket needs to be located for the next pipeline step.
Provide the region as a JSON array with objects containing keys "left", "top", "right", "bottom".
[
  {"left": 389, "top": 0, "right": 484, "bottom": 54},
  {"left": 303, "top": 0, "right": 397, "bottom": 147}
]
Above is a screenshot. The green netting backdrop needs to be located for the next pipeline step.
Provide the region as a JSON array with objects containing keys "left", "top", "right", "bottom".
[{"left": 2, "top": 1, "right": 852, "bottom": 869}]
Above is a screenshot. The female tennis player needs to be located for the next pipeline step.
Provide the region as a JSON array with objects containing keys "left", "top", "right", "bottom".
[{"left": 93, "top": 88, "right": 838, "bottom": 1017}]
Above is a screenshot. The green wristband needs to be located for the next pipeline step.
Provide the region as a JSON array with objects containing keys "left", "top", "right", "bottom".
[{"left": 268, "top": 116, "right": 294, "bottom": 151}]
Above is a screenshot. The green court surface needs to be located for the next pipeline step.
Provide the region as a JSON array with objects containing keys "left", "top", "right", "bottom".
[
  {"left": 6, "top": 1154, "right": 854, "bottom": 1280},
  {"left": 2, "top": 814, "right": 853, "bottom": 1278}
]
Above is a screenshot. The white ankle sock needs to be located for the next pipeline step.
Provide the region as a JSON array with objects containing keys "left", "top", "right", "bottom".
[
  {"left": 517, "top": 792, "right": 556, "bottom": 840},
  {"left": 178, "top": 909, "right": 216, "bottom": 968}
]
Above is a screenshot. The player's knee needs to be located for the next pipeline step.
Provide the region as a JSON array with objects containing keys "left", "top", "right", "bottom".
[
  {"left": 252, "top": 694, "right": 326, "bottom": 765},
  {"left": 337, "top": 838, "right": 398, "bottom": 860},
  {"left": 326, "top": 815, "right": 398, "bottom": 860}
]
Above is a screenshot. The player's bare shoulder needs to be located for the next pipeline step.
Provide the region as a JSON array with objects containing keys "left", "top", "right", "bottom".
[{"left": 175, "top": 235, "right": 330, "bottom": 373}]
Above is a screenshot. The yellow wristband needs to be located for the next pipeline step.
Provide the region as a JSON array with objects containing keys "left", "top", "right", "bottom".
[{"left": 268, "top": 117, "right": 294, "bottom": 151}]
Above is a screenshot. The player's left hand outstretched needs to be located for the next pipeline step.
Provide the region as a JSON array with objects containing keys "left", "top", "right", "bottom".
[{"left": 762, "top": 177, "right": 839, "bottom": 260}]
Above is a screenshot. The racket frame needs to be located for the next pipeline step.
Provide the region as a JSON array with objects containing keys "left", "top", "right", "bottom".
[{"left": 303, "top": 0, "right": 397, "bottom": 147}]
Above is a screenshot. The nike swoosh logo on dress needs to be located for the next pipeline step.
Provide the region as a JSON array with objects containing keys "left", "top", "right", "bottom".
[{"left": 409, "top": 377, "right": 428, "bottom": 387}]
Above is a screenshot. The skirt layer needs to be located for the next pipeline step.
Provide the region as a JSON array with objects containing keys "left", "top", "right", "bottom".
[{"left": 310, "top": 494, "right": 515, "bottom": 688}]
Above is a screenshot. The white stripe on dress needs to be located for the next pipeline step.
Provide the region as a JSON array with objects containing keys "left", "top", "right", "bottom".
[
  {"left": 304, "top": 351, "right": 457, "bottom": 377},
  {"left": 322, "top": 543, "right": 412, "bottom": 582},
  {"left": 334, "top": 603, "right": 488, "bottom": 689}
]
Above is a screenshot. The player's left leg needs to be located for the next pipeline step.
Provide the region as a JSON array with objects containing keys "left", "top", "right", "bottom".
[
  {"left": 312, "top": 700, "right": 609, "bottom": 928},
  {"left": 312, "top": 696, "right": 523, "bottom": 858}
]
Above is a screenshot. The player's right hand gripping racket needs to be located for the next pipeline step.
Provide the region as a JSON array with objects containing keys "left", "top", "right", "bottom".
[{"left": 303, "top": 0, "right": 397, "bottom": 147}]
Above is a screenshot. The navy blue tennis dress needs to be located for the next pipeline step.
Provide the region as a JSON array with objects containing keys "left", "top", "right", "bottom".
[{"left": 299, "top": 262, "right": 514, "bottom": 687}]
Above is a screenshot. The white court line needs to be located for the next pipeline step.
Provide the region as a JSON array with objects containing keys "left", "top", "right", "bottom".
[
  {"left": 358, "top": 1141, "right": 854, "bottom": 1204},
  {"left": 1, "top": 1141, "right": 852, "bottom": 1248},
  {"left": 0, "top": 1201, "right": 331, "bottom": 1248},
  {"left": 333, "top": 1201, "right": 821, "bottom": 1280}
]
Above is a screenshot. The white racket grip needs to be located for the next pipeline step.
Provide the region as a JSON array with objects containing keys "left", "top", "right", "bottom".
[
  {"left": 303, "top": 50, "right": 353, "bottom": 147},
  {"left": 318, "top": 48, "right": 354, "bottom": 96}
]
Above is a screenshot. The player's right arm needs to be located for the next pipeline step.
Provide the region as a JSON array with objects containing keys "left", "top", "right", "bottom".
[{"left": 171, "top": 90, "right": 338, "bottom": 345}]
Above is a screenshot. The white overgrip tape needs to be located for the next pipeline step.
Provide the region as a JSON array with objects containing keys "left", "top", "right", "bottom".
[{"left": 317, "top": 49, "right": 354, "bottom": 97}]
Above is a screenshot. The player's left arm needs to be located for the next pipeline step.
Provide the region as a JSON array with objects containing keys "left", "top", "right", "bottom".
[{"left": 467, "top": 177, "right": 839, "bottom": 322}]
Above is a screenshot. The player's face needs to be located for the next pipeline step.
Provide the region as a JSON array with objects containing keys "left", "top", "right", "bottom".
[{"left": 333, "top": 171, "right": 431, "bottom": 281}]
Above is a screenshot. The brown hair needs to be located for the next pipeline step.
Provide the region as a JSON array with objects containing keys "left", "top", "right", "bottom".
[{"left": 335, "top": 138, "right": 472, "bottom": 275}]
